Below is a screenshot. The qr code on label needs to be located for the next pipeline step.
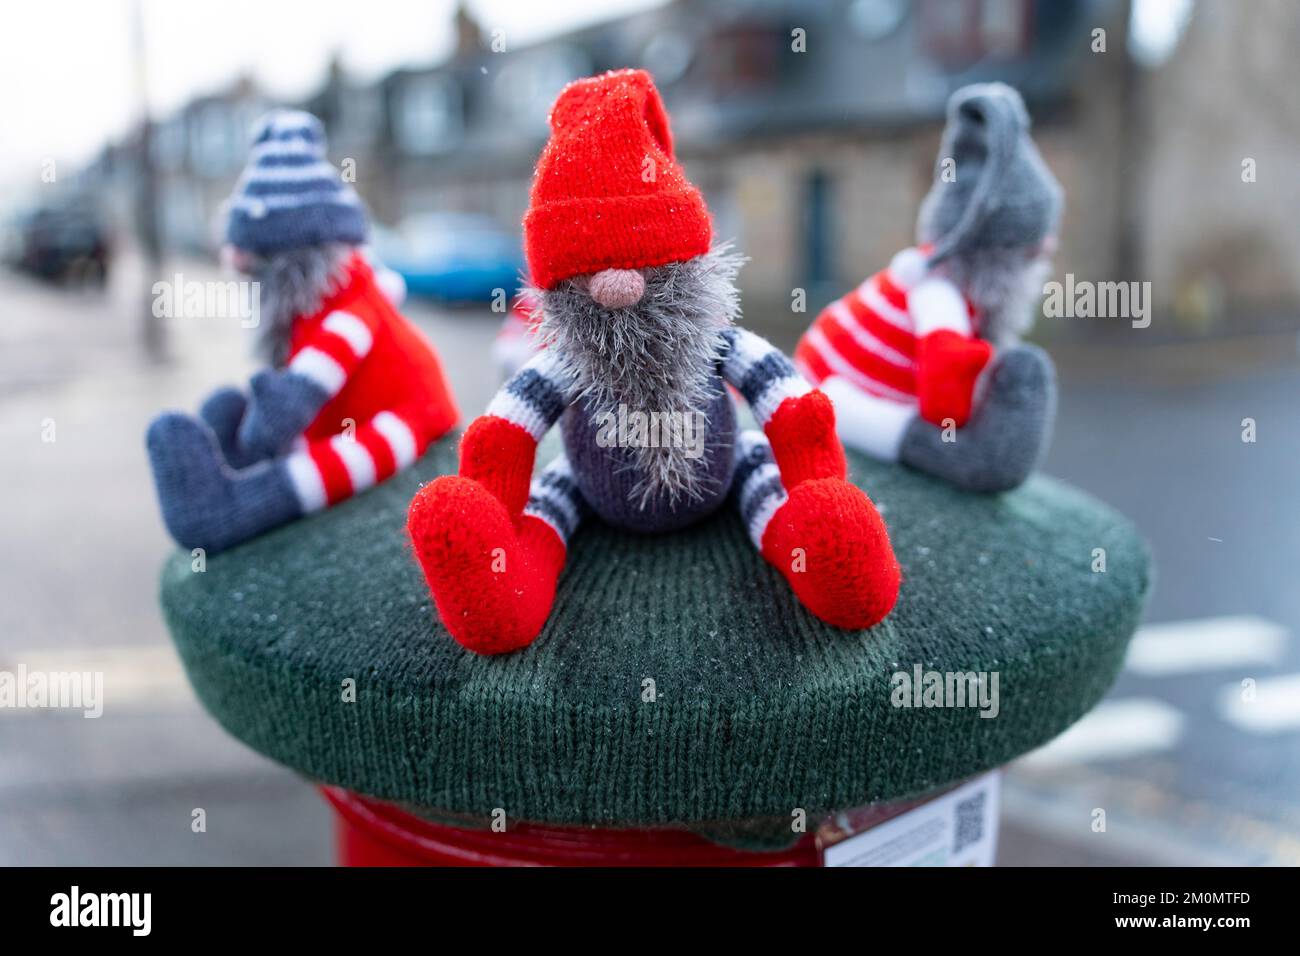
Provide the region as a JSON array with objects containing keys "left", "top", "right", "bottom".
[{"left": 953, "top": 791, "right": 986, "bottom": 853}]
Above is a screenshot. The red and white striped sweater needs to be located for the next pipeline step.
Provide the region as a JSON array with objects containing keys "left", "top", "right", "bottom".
[
  {"left": 281, "top": 255, "right": 458, "bottom": 510},
  {"left": 795, "top": 247, "right": 993, "bottom": 427}
]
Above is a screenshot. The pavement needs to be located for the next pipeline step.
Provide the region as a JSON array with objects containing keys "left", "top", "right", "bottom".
[{"left": 1, "top": 252, "right": 1298, "bottom": 865}]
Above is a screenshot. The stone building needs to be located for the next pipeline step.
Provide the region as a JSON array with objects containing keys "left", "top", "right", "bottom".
[
  {"left": 1131, "top": 0, "right": 1300, "bottom": 328},
  {"left": 372, "top": 0, "right": 1123, "bottom": 329},
  {"left": 86, "top": 0, "right": 1300, "bottom": 336}
]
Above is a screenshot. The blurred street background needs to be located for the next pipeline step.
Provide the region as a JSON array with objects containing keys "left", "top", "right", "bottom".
[{"left": 2, "top": 0, "right": 1299, "bottom": 865}]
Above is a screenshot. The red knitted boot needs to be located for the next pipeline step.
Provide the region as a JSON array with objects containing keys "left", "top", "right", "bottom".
[
  {"left": 759, "top": 478, "right": 901, "bottom": 630},
  {"left": 408, "top": 476, "right": 567, "bottom": 654}
]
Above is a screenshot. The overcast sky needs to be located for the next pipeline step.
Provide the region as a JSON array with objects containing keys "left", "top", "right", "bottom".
[
  {"left": 0, "top": 0, "right": 666, "bottom": 199},
  {"left": 0, "top": 0, "right": 1191, "bottom": 206}
]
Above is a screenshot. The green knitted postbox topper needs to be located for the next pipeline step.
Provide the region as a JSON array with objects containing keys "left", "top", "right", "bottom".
[{"left": 161, "top": 439, "right": 1149, "bottom": 838}]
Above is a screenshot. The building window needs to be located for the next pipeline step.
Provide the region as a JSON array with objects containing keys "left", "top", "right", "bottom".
[
  {"left": 395, "top": 74, "right": 463, "bottom": 156},
  {"left": 340, "top": 87, "right": 383, "bottom": 147},
  {"left": 802, "top": 169, "right": 835, "bottom": 290},
  {"left": 919, "top": 0, "right": 1031, "bottom": 69},
  {"left": 849, "top": 0, "right": 909, "bottom": 42},
  {"left": 190, "top": 108, "right": 240, "bottom": 178},
  {"left": 701, "top": 26, "right": 781, "bottom": 94},
  {"left": 492, "top": 46, "right": 589, "bottom": 131},
  {"left": 641, "top": 33, "right": 694, "bottom": 86},
  {"left": 980, "top": 0, "right": 1030, "bottom": 57},
  {"left": 151, "top": 120, "right": 187, "bottom": 172}
]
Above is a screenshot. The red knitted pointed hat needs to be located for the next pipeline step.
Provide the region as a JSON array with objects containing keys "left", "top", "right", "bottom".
[{"left": 524, "top": 69, "right": 713, "bottom": 290}]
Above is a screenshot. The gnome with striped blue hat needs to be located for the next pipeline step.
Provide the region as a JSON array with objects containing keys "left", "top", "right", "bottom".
[
  {"left": 225, "top": 110, "right": 367, "bottom": 259},
  {"left": 146, "top": 110, "right": 458, "bottom": 554}
]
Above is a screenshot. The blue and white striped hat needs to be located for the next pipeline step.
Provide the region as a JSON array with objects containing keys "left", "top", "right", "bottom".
[{"left": 225, "top": 110, "right": 367, "bottom": 254}]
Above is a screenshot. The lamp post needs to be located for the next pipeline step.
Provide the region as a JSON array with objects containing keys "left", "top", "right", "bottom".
[{"left": 130, "top": 0, "right": 166, "bottom": 360}]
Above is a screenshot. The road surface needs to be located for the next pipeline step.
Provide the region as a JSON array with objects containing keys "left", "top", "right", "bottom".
[{"left": 1, "top": 254, "right": 1297, "bottom": 864}]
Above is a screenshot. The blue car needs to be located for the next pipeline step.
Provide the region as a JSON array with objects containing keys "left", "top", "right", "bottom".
[{"left": 373, "top": 212, "right": 522, "bottom": 304}]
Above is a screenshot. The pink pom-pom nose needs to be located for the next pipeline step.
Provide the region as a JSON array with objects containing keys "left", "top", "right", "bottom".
[{"left": 588, "top": 268, "right": 645, "bottom": 309}]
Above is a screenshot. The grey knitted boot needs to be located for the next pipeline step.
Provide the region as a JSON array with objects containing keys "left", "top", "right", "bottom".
[
  {"left": 899, "top": 344, "right": 1056, "bottom": 493},
  {"left": 146, "top": 412, "right": 303, "bottom": 553}
]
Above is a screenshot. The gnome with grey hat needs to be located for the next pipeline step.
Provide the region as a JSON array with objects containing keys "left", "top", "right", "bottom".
[{"left": 795, "top": 82, "right": 1062, "bottom": 492}]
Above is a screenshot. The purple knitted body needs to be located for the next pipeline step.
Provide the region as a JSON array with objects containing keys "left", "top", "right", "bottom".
[{"left": 560, "top": 371, "right": 737, "bottom": 533}]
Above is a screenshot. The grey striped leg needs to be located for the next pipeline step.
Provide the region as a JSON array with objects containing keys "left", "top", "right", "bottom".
[
  {"left": 732, "top": 430, "right": 788, "bottom": 549},
  {"left": 523, "top": 455, "right": 589, "bottom": 545}
]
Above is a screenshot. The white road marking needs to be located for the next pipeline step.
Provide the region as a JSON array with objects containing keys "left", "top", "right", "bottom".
[
  {"left": 1217, "top": 672, "right": 1300, "bottom": 734},
  {"left": 1016, "top": 698, "right": 1185, "bottom": 769},
  {"left": 1124, "top": 615, "right": 1288, "bottom": 676}
]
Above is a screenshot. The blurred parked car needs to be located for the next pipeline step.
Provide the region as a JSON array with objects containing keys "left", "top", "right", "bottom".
[
  {"left": 372, "top": 212, "right": 522, "bottom": 304},
  {"left": 3, "top": 202, "right": 112, "bottom": 285}
]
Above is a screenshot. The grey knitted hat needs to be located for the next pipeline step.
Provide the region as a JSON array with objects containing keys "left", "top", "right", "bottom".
[
  {"left": 225, "top": 110, "right": 367, "bottom": 255},
  {"left": 918, "top": 83, "right": 1062, "bottom": 265}
]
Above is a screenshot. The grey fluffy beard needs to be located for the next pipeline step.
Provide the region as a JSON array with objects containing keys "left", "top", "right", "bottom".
[
  {"left": 532, "top": 243, "right": 744, "bottom": 509},
  {"left": 252, "top": 244, "right": 353, "bottom": 366},
  {"left": 934, "top": 246, "right": 1053, "bottom": 347}
]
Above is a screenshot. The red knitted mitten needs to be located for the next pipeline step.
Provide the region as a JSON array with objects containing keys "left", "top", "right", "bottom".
[
  {"left": 916, "top": 330, "right": 993, "bottom": 428},
  {"left": 408, "top": 475, "right": 565, "bottom": 654},
  {"left": 760, "top": 478, "right": 901, "bottom": 629},
  {"left": 407, "top": 416, "right": 563, "bottom": 654},
  {"left": 761, "top": 390, "right": 901, "bottom": 629}
]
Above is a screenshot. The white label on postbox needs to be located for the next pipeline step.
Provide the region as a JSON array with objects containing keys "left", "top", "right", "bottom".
[{"left": 822, "top": 771, "right": 1001, "bottom": 867}]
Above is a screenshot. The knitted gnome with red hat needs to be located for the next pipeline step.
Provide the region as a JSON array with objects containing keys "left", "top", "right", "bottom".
[
  {"left": 796, "top": 83, "right": 1062, "bottom": 493},
  {"left": 146, "top": 110, "right": 458, "bottom": 553},
  {"left": 407, "top": 69, "right": 901, "bottom": 655}
]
